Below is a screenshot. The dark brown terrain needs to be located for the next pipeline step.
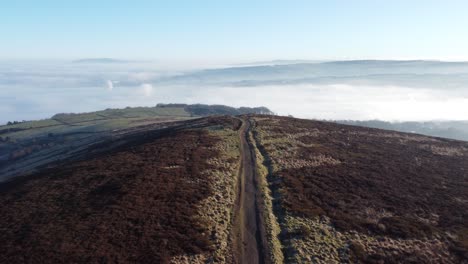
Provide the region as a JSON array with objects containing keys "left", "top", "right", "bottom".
[
  {"left": 1, "top": 114, "right": 467, "bottom": 263},
  {"left": 251, "top": 115, "right": 468, "bottom": 263},
  {"left": 0, "top": 116, "right": 242, "bottom": 263}
]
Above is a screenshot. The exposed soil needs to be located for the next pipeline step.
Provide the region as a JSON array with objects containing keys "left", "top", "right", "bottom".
[{"left": 232, "top": 118, "right": 269, "bottom": 264}]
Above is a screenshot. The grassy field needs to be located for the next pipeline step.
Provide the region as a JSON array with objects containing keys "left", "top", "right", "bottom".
[
  {"left": 0, "top": 105, "right": 198, "bottom": 178},
  {"left": 2, "top": 111, "right": 180, "bottom": 139}
]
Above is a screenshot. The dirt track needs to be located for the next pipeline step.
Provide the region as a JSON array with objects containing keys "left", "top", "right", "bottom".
[{"left": 232, "top": 117, "right": 269, "bottom": 264}]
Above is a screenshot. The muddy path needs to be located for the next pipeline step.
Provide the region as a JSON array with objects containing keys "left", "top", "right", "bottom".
[{"left": 232, "top": 117, "right": 269, "bottom": 264}]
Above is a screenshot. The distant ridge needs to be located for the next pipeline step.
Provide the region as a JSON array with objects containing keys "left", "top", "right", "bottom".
[
  {"left": 158, "top": 59, "right": 468, "bottom": 89},
  {"left": 237, "top": 59, "right": 468, "bottom": 67},
  {"left": 321, "top": 59, "right": 468, "bottom": 66},
  {"left": 235, "top": 59, "right": 321, "bottom": 66},
  {"left": 72, "top": 58, "right": 129, "bottom": 64}
]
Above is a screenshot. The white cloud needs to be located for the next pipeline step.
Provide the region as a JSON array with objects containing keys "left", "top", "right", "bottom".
[
  {"left": 180, "top": 84, "right": 468, "bottom": 121},
  {"left": 140, "top": 83, "right": 153, "bottom": 97},
  {"left": 106, "top": 80, "right": 114, "bottom": 91}
]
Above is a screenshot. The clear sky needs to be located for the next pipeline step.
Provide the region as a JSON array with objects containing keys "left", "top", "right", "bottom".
[{"left": 2, "top": 0, "right": 468, "bottom": 61}]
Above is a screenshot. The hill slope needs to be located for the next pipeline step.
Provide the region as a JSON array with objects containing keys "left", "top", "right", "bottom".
[
  {"left": 0, "top": 116, "right": 242, "bottom": 263},
  {"left": 251, "top": 116, "right": 468, "bottom": 263},
  {"left": 0, "top": 104, "right": 272, "bottom": 181},
  {"left": 0, "top": 115, "right": 467, "bottom": 263}
]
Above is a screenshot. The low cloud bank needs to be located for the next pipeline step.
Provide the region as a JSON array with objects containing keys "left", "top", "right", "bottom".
[
  {"left": 4, "top": 82, "right": 468, "bottom": 124},
  {"left": 179, "top": 84, "right": 468, "bottom": 121},
  {"left": 2, "top": 60, "right": 468, "bottom": 124}
]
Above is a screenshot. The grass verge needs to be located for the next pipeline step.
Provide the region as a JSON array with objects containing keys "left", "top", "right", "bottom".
[{"left": 248, "top": 119, "right": 284, "bottom": 264}]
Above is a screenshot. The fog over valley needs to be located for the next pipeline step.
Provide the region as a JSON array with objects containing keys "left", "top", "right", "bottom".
[{"left": 2, "top": 60, "right": 468, "bottom": 127}]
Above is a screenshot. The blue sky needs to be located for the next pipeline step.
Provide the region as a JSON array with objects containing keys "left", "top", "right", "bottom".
[{"left": 1, "top": 0, "right": 468, "bottom": 61}]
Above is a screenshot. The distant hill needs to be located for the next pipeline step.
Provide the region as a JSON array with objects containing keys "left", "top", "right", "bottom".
[
  {"left": 335, "top": 120, "right": 468, "bottom": 142},
  {"left": 158, "top": 60, "right": 468, "bottom": 89},
  {"left": 156, "top": 103, "right": 273, "bottom": 116},
  {"left": 234, "top": 59, "right": 321, "bottom": 66},
  {"left": 72, "top": 58, "right": 129, "bottom": 64}
]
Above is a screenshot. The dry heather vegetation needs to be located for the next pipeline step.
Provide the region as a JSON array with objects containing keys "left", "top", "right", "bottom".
[
  {"left": 251, "top": 115, "right": 468, "bottom": 263},
  {"left": 0, "top": 117, "right": 241, "bottom": 264}
]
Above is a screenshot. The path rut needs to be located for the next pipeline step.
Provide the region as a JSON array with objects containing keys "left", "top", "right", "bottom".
[{"left": 232, "top": 117, "right": 269, "bottom": 264}]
